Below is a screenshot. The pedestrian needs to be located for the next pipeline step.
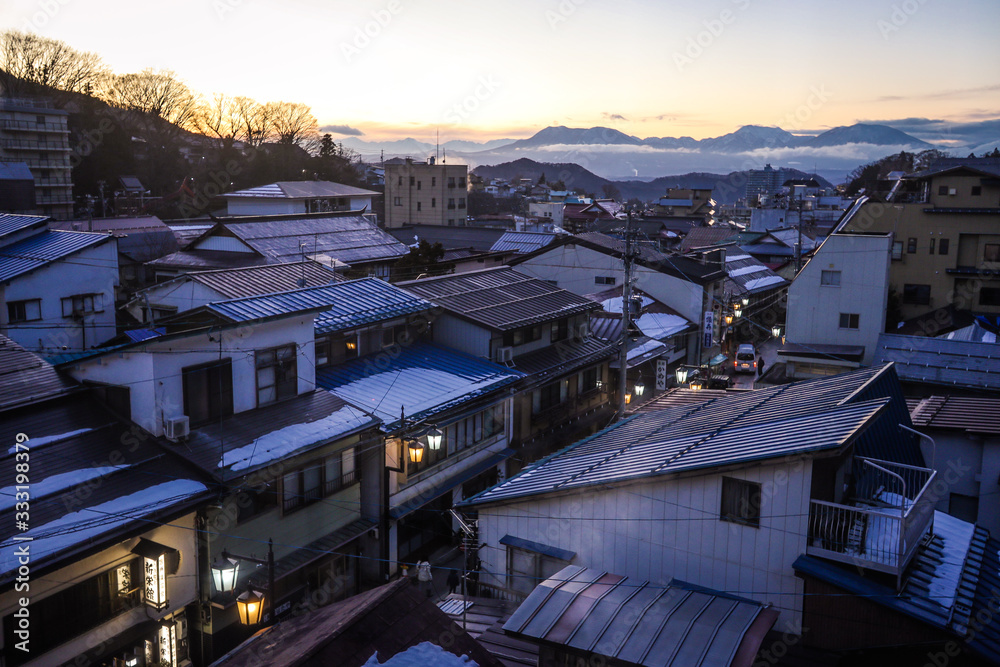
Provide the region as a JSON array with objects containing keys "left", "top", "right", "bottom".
[
  {"left": 757, "top": 358, "right": 765, "bottom": 378},
  {"left": 447, "top": 568, "right": 460, "bottom": 595},
  {"left": 416, "top": 560, "right": 433, "bottom": 597}
]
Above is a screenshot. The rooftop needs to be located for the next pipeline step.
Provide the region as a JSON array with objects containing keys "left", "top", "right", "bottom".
[
  {"left": 0, "top": 229, "right": 113, "bottom": 282},
  {"left": 0, "top": 213, "right": 47, "bottom": 242},
  {"left": 399, "top": 267, "right": 598, "bottom": 332},
  {"left": 316, "top": 342, "right": 523, "bottom": 431},
  {"left": 0, "top": 334, "right": 77, "bottom": 411},
  {"left": 725, "top": 253, "right": 788, "bottom": 296},
  {"left": 909, "top": 395, "right": 1000, "bottom": 435},
  {"left": 222, "top": 180, "right": 380, "bottom": 199},
  {"left": 388, "top": 224, "right": 508, "bottom": 252},
  {"left": 489, "top": 231, "right": 559, "bottom": 254},
  {"left": 874, "top": 333, "right": 1000, "bottom": 392}
]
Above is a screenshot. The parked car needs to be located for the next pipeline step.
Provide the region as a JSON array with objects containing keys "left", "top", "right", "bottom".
[{"left": 734, "top": 344, "right": 757, "bottom": 374}]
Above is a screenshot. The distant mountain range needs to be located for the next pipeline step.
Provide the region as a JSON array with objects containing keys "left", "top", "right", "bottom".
[
  {"left": 472, "top": 157, "right": 832, "bottom": 205},
  {"left": 340, "top": 122, "right": 941, "bottom": 184}
]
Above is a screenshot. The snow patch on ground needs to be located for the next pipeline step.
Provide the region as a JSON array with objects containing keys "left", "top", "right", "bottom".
[{"left": 363, "top": 642, "right": 478, "bottom": 667}]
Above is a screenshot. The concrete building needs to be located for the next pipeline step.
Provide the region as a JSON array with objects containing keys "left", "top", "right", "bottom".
[
  {"left": 0, "top": 97, "right": 73, "bottom": 219},
  {"left": 383, "top": 158, "right": 468, "bottom": 228}
]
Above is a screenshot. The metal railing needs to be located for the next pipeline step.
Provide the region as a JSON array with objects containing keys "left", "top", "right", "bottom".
[
  {"left": 807, "top": 457, "right": 936, "bottom": 583},
  {"left": 0, "top": 119, "right": 69, "bottom": 133},
  {"left": 476, "top": 580, "right": 528, "bottom": 603}
]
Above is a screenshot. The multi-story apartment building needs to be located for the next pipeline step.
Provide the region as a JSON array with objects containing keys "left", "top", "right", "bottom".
[
  {"left": 0, "top": 97, "right": 73, "bottom": 219},
  {"left": 383, "top": 157, "right": 468, "bottom": 228},
  {"left": 839, "top": 157, "right": 1000, "bottom": 323}
]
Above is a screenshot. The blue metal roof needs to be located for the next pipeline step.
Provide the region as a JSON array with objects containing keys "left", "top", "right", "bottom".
[
  {"left": 316, "top": 342, "right": 523, "bottom": 430},
  {"left": 0, "top": 230, "right": 112, "bottom": 282},
  {"left": 502, "top": 565, "right": 778, "bottom": 667},
  {"left": 206, "top": 278, "right": 433, "bottom": 333},
  {"left": 123, "top": 327, "right": 165, "bottom": 342},
  {"left": 464, "top": 365, "right": 915, "bottom": 506},
  {"left": 489, "top": 231, "right": 558, "bottom": 254},
  {"left": 0, "top": 213, "right": 47, "bottom": 240},
  {"left": 793, "top": 512, "right": 1000, "bottom": 665},
  {"left": 499, "top": 534, "right": 576, "bottom": 562},
  {"left": 875, "top": 333, "right": 1000, "bottom": 392}
]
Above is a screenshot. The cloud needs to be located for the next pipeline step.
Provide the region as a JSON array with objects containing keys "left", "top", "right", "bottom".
[
  {"left": 855, "top": 116, "right": 1000, "bottom": 144},
  {"left": 734, "top": 142, "right": 927, "bottom": 162},
  {"left": 874, "top": 84, "right": 1000, "bottom": 104},
  {"left": 320, "top": 124, "right": 363, "bottom": 136},
  {"left": 602, "top": 112, "right": 628, "bottom": 122}
]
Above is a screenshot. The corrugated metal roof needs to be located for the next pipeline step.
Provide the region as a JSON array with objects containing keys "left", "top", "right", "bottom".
[
  {"left": 464, "top": 365, "right": 912, "bottom": 506},
  {"left": 206, "top": 277, "right": 432, "bottom": 333},
  {"left": 570, "top": 233, "right": 725, "bottom": 284},
  {"left": 875, "top": 333, "right": 1000, "bottom": 391},
  {"left": 0, "top": 163, "right": 34, "bottom": 182},
  {"left": 490, "top": 232, "right": 558, "bottom": 254},
  {"left": 910, "top": 396, "right": 1000, "bottom": 435},
  {"left": 0, "top": 213, "right": 47, "bottom": 241},
  {"left": 0, "top": 335, "right": 77, "bottom": 410},
  {"left": 221, "top": 215, "right": 408, "bottom": 265},
  {"left": 316, "top": 342, "right": 523, "bottom": 430},
  {"left": 511, "top": 336, "right": 616, "bottom": 380},
  {"left": 223, "top": 181, "right": 379, "bottom": 199},
  {"left": 399, "top": 267, "right": 598, "bottom": 331},
  {"left": 678, "top": 227, "right": 738, "bottom": 252},
  {"left": 502, "top": 565, "right": 778, "bottom": 667},
  {"left": 388, "top": 225, "right": 507, "bottom": 252},
  {"left": 0, "top": 230, "right": 112, "bottom": 282},
  {"left": 725, "top": 253, "right": 788, "bottom": 297}
]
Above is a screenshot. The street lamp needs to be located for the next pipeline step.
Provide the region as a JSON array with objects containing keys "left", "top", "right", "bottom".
[
  {"left": 407, "top": 439, "right": 425, "bottom": 464},
  {"left": 210, "top": 556, "right": 239, "bottom": 594},
  {"left": 675, "top": 366, "right": 689, "bottom": 384},
  {"left": 741, "top": 296, "right": 749, "bottom": 306},
  {"left": 236, "top": 589, "right": 265, "bottom": 626},
  {"left": 209, "top": 540, "right": 275, "bottom": 626},
  {"left": 733, "top": 304, "right": 743, "bottom": 319},
  {"left": 426, "top": 427, "right": 443, "bottom": 451},
  {"left": 772, "top": 324, "right": 782, "bottom": 339},
  {"left": 725, "top": 313, "right": 734, "bottom": 325},
  {"left": 634, "top": 378, "right": 645, "bottom": 397}
]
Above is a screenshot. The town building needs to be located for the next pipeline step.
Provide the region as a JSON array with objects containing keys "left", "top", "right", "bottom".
[
  {"left": 0, "top": 97, "right": 73, "bottom": 220},
  {"left": 383, "top": 158, "right": 469, "bottom": 228},
  {"left": 220, "top": 181, "right": 380, "bottom": 217}
]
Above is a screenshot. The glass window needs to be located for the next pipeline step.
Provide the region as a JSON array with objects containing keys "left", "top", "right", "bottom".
[
  {"left": 939, "top": 238, "right": 949, "bottom": 255},
  {"left": 929, "top": 238, "right": 936, "bottom": 254},
  {"left": 721, "top": 477, "right": 761, "bottom": 527},
  {"left": 256, "top": 344, "right": 297, "bottom": 406},
  {"left": 838, "top": 313, "right": 860, "bottom": 329},
  {"left": 906, "top": 238, "right": 917, "bottom": 254},
  {"left": 903, "top": 284, "right": 931, "bottom": 305},
  {"left": 820, "top": 270, "right": 841, "bottom": 286},
  {"left": 985, "top": 244, "right": 1000, "bottom": 262},
  {"left": 6, "top": 299, "right": 41, "bottom": 323}
]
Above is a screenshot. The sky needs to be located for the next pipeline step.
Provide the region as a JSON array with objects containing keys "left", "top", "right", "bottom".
[{"left": 1, "top": 0, "right": 998, "bottom": 144}]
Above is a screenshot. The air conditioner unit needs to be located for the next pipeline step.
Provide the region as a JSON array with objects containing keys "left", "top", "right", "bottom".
[
  {"left": 494, "top": 346, "right": 514, "bottom": 363},
  {"left": 164, "top": 415, "right": 190, "bottom": 441},
  {"left": 948, "top": 188, "right": 957, "bottom": 195},
  {"left": 175, "top": 616, "right": 188, "bottom": 640},
  {"left": 576, "top": 322, "right": 589, "bottom": 339}
]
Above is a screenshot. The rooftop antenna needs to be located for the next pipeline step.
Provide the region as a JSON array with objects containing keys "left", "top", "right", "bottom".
[{"left": 436, "top": 128, "right": 440, "bottom": 162}]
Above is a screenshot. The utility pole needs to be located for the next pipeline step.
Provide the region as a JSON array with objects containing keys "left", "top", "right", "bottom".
[{"left": 616, "top": 208, "right": 636, "bottom": 421}]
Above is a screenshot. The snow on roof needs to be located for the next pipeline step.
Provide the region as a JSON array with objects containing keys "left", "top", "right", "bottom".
[
  {"left": 220, "top": 405, "right": 374, "bottom": 472},
  {"left": 636, "top": 312, "right": 690, "bottom": 340},
  {"left": 926, "top": 511, "right": 976, "bottom": 611},
  {"left": 726, "top": 254, "right": 751, "bottom": 261},
  {"left": 362, "top": 642, "right": 473, "bottom": 667},
  {"left": 600, "top": 295, "right": 654, "bottom": 314},
  {"left": 0, "top": 479, "right": 207, "bottom": 572},
  {"left": 743, "top": 275, "right": 786, "bottom": 291},
  {"left": 0, "top": 465, "right": 131, "bottom": 512},
  {"left": 728, "top": 264, "right": 769, "bottom": 278},
  {"left": 627, "top": 338, "right": 668, "bottom": 361},
  {"left": 7, "top": 428, "right": 93, "bottom": 454}
]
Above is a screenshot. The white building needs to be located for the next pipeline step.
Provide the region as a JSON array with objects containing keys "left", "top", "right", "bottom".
[
  {"left": 0, "top": 214, "right": 118, "bottom": 352},
  {"left": 221, "top": 181, "right": 379, "bottom": 216},
  {"left": 527, "top": 201, "right": 564, "bottom": 228},
  {"left": 782, "top": 232, "right": 891, "bottom": 375}
]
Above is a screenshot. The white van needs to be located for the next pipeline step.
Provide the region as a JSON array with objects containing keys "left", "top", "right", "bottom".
[{"left": 734, "top": 344, "right": 757, "bottom": 374}]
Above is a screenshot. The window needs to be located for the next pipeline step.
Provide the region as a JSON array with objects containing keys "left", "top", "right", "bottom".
[
  {"left": 61, "top": 293, "right": 103, "bottom": 317},
  {"left": 448, "top": 198, "right": 456, "bottom": 209},
  {"left": 938, "top": 185, "right": 948, "bottom": 196},
  {"left": 891, "top": 241, "right": 903, "bottom": 260},
  {"left": 397, "top": 176, "right": 402, "bottom": 185},
  {"left": 579, "top": 366, "right": 600, "bottom": 393},
  {"left": 929, "top": 238, "right": 936, "bottom": 254},
  {"left": 432, "top": 177, "right": 436, "bottom": 186},
  {"left": 820, "top": 270, "right": 841, "bottom": 286},
  {"left": 236, "top": 484, "right": 277, "bottom": 523},
  {"left": 4, "top": 560, "right": 143, "bottom": 654},
  {"left": 903, "top": 284, "right": 931, "bottom": 305},
  {"left": 6, "top": 299, "right": 40, "bottom": 323},
  {"left": 720, "top": 477, "right": 761, "bottom": 527},
  {"left": 283, "top": 448, "right": 359, "bottom": 512},
  {"left": 409, "top": 176, "right": 415, "bottom": 186},
  {"left": 972, "top": 186, "right": 982, "bottom": 196},
  {"left": 939, "top": 238, "right": 949, "bottom": 255},
  {"left": 417, "top": 180, "right": 421, "bottom": 190},
  {"left": 416, "top": 201, "right": 421, "bottom": 211},
  {"left": 550, "top": 318, "right": 568, "bottom": 343},
  {"left": 980, "top": 288, "right": 1000, "bottom": 306},
  {"left": 595, "top": 276, "right": 616, "bottom": 285},
  {"left": 985, "top": 244, "right": 1000, "bottom": 262},
  {"left": 507, "top": 545, "right": 569, "bottom": 595},
  {"left": 458, "top": 197, "right": 466, "bottom": 209},
  {"left": 183, "top": 359, "right": 233, "bottom": 426},
  {"left": 431, "top": 197, "right": 436, "bottom": 208},
  {"left": 448, "top": 177, "right": 456, "bottom": 188},
  {"left": 393, "top": 196, "right": 402, "bottom": 206},
  {"left": 839, "top": 313, "right": 860, "bottom": 329},
  {"left": 256, "top": 344, "right": 297, "bottom": 406},
  {"left": 316, "top": 334, "right": 357, "bottom": 367},
  {"left": 533, "top": 380, "right": 567, "bottom": 414},
  {"left": 35, "top": 115, "right": 45, "bottom": 125},
  {"left": 907, "top": 237, "right": 917, "bottom": 254},
  {"left": 458, "top": 177, "right": 466, "bottom": 188},
  {"left": 504, "top": 325, "right": 541, "bottom": 347}
]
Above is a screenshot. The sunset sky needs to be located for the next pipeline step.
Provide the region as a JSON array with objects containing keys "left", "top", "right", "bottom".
[{"left": 1, "top": 0, "right": 997, "bottom": 144}]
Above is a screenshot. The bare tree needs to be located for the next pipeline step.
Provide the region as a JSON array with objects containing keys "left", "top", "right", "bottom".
[
  {"left": 196, "top": 92, "right": 240, "bottom": 151},
  {"left": 266, "top": 101, "right": 319, "bottom": 148},
  {"left": 0, "top": 30, "right": 108, "bottom": 101},
  {"left": 100, "top": 68, "right": 199, "bottom": 145},
  {"left": 230, "top": 96, "right": 271, "bottom": 148}
]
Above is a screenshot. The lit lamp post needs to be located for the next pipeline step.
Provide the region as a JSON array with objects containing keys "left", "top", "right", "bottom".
[
  {"left": 772, "top": 324, "right": 782, "bottom": 339},
  {"left": 634, "top": 378, "right": 645, "bottom": 397},
  {"left": 733, "top": 303, "right": 743, "bottom": 320},
  {"left": 210, "top": 540, "right": 275, "bottom": 627},
  {"left": 675, "top": 366, "right": 689, "bottom": 385}
]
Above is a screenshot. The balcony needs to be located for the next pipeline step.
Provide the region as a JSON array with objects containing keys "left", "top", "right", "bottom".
[
  {"left": 807, "top": 458, "right": 936, "bottom": 585},
  {"left": 2, "top": 138, "right": 70, "bottom": 151},
  {"left": 0, "top": 119, "right": 69, "bottom": 133}
]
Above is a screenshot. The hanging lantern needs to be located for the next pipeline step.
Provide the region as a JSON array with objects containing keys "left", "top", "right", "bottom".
[
  {"left": 426, "top": 427, "right": 443, "bottom": 451},
  {"left": 210, "top": 556, "right": 239, "bottom": 594},
  {"left": 733, "top": 304, "right": 743, "bottom": 319},
  {"left": 725, "top": 313, "right": 733, "bottom": 325},
  {"left": 624, "top": 393, "right": 632, "bottom": 404},
  {"left": 689, "top": 379, "right": 704, "bottom": 391},
  {"left": 634, "top": 379, "right": 645, "bottom": 396},
  {"left": 675, "top": 367, "right": 689, "bottom": 384},
  {"left": 741, "top": 296, "right": 749, "bottom": 306},
  {"left": 236, "top": 588, "right": 265, "bottom": 626},
  {"left": 772, "top": 324, "right": 782, "bottom": 338},
  {"left": 131, "top": 539, "right": 171, "bottom": 611},
  {"left": 407, "top": 439, "right": 425, "bottom": 463}
]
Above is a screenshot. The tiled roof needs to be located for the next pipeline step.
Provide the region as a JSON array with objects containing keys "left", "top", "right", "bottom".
[
  {"left": 677, "top": 226, "right": 738, "bottom": 252},
  {"left": 503, "top": 565, "right": 778, "bottom": 667},
  {"left": 388, "top": 225, "right": 507, "bottom": 252},
  {"left": 316, "top": 342, "right": 523, "bottom": 430},
  {"left": 875, "top": 333, "right": 1000, "bottom": 391},
  {"left": 222, "top": 214, "right": 408, "bottom": 265},
  {"left": 222, "top": 181, "right": 380, "bottom": 199},
  {"left": 910, "top": 396, "right": 1000, "bottom": 435},
  {"left": 0, "top": 335, "right": 77, "bottom": 411},
  {"left": 206, "top": 277, "right": 432, "bottom": 334},
  {"left": 399, "top": 267, "right": 598, "bottom": 332},
  {"left": 511, "top": 335, "right": 616, "bottom": 380},
  {"left": 464, "top": 365, "right": 913, "bottom": 506},
  {"left": 0, "top": 230, "right": 113, "bottom": 282},
  {"left": 489, "top": 231, "right": 558, "bottom": 254},
  {"left": 0, "top": 213, "right": 47, "bottom": 241},
  {"left": 570, "top": 233, "right": 725, "bottom": 284}
]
